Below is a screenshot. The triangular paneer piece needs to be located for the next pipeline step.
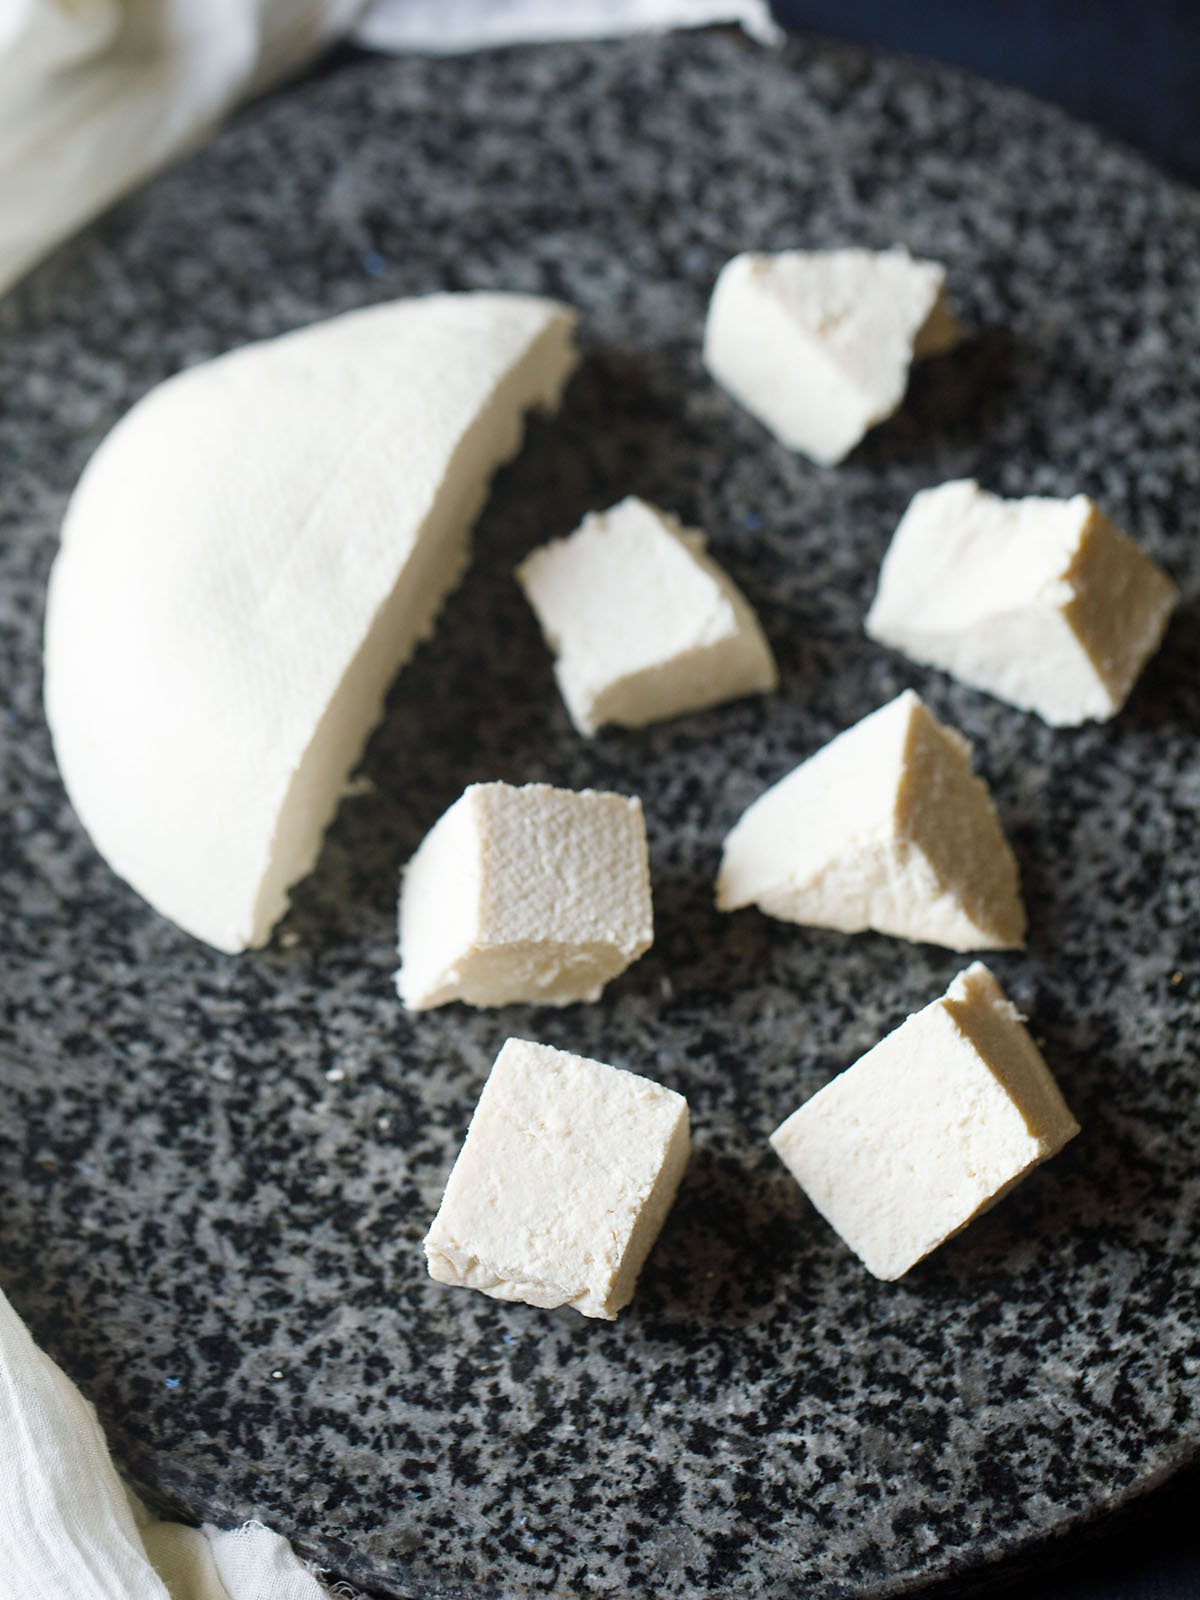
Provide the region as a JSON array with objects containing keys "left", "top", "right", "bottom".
[
  {"left": 44, "top": 293, "right": 577, "bottom": 952},
  {"left": 716, "top": 691, "right": 1025, "bottom": 951},
  {"left": 703, "top": 246, "right": 959, "bottom": 465},
  {"left": 866, "top": 479, "right": 1178, "bottom": 725}
]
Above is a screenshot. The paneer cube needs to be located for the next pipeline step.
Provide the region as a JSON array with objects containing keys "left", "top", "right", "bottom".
[
  {"left": 425, "top": 1038, "right": 690, "bottom": 1319},
  {"left": 866, "top": 480, "right": 1178, "bottom": 725},
  {"left": 703, "top": 247, "right": 959, "bottom": 465},
  {"left": 398, "top": 782, "right": 653, "bottom": 1009},
  {"left": 771, "top": 964, "right": 1079, "bottom": 1280},
  {"left": 517, "top": 496, "right": 777, "bottom": 736}
]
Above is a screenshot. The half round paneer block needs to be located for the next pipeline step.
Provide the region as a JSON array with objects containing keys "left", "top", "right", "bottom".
[{"left": 43, "top": 293, "right": 577, "bottom": 952}]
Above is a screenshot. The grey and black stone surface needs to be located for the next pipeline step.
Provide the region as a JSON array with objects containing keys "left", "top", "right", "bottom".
[{"left": 1, "top": 28, "right": 1198, "bottom": 1600}]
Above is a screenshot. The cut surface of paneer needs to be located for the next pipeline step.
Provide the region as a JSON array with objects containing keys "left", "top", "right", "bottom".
[
  {"left": 516, "top": 495, "right": 777, "bottom": 735},
  {"left": 703, "top": 246, "right": 959, "bottom": 465},
  {"left": 716, "top": 690, "right": 1025, "bottom": 951},
  {"left": 425, "top": 1038, "right": 690, "bottom": 1319},
  {"left": 771, "top": 963, "right": 1079, "bottom": 1280},
  {"left": 43, "top": 293, "right": 577, "bottom": 952},
  {"left": 398, "top": 782, "right": 653, "bottom": 1010},
  {"left": 866, "top": 479, "right": 1178, "bottom": 725}
]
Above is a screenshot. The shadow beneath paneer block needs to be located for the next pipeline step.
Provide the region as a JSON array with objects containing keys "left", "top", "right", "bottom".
[
  {"left": 638, "top": 1145, "right": 834, "bottom": 1333},
  {"left": 905, "top": 1011, "right": 1175, "bottom": 1292},
  {"left": 1120, "top": 592, "right": 1199, "bottom": 734},
  {"left": 850, "top": 330, "right": 1019, "bottom": 470}
]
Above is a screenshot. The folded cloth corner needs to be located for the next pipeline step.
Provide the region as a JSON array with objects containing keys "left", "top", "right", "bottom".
[
  {"left": 0, "top": 0, "right": 780, "bottom": 298},
  {"left": 0, "top": 1283, "right": 327, "bottom": 1599}
]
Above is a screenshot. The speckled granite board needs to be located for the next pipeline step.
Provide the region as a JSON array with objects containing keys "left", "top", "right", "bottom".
[{"left": 1, "top": 28, "right": 1198, "bottom": 1600}]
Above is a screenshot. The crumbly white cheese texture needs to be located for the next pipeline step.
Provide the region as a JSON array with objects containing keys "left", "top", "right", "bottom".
[
  {"left": 702, "top": 246, "right": 960, "bottom": 465},
  {"left": 397, "top": 781, "right": 653, "bottom": 1010},
  {"left": 516, "top": 495, "right": 777, "bottom": 735},
  {"left": 425, "top": 1037, "right": 691, "bottom": 1319},
  {"left": 771, "top": 963, "right": 1079, "bottom": 1280},
  {"left": 865, "top": 479, "right": 1179, "bottom": 726},
  {"left": 716, "top": 689, "right": 1025, "bottom": 951},
  {"left": 43, "top": 292, "right": 578, "bottom": 953}
]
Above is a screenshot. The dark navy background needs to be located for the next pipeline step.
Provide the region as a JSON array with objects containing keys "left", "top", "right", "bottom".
[
  {"left": 772, "top": 0, "right": 1200, "bottom": 183},
  {"left": 765, "top": 7, "right": 1200, "bottom": 1597}
]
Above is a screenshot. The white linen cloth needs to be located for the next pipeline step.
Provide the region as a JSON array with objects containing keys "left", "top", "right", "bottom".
[
  {"left": 0, "top": 0, "right": 779, "bottom": 296},
  {"left": 356, "top": 0, "right": 780, "bottom": 53},
  {"left": 0, "top": 1284, "right": 329, "bottom": 1597}
]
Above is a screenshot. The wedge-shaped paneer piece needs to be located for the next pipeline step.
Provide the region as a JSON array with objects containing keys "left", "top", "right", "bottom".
[
  {"left": 703, "top": 246, "right": 959, "bottom": 465},
  {"left": 716, "top": 690, "right": 1025, "bottom": 951},
  {"left": 771, "top": 963, "right": 1079, "bottom": 1280},
  {"left": 398, "top": 782, "right": 653, "bottom": 1010},
  {"left": 516, "top": 496, "right": 777, "bottom": 736},
  {"left": 43, "top": 293, "right": 577, "bottom": 952},
  {"left": 866, "top": 479, "right": 1178, "bottom": 725},
  {"left": 425, "top": 1038, "right": 690, "bottom": 1319}
]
